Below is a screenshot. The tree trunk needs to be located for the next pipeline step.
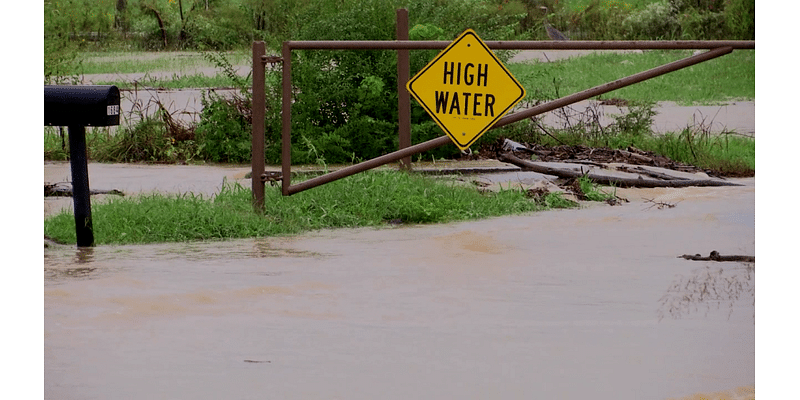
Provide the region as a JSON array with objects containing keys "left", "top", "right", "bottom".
[
  {"left": 115, "top": 0, "right": 127, "bottom": 30},
  {"left": 178, "top": 0, "right": 187, "bottom": 42},
  {"left": 144, "top": 4, "right": 168, "bottom": 48}
]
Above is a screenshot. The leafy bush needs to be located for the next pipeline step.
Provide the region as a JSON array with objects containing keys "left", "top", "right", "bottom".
[
  {"left": 610, "top": 101, "right": 657, "bottom": 137},
  {"left": 560, "top": 0, "right": 634, "bottom": 40},
  {"left": 677, "top": 8, "right": 727, "bottom": 40},
  {"left": 181, "top": 4, "right": 255, "bottom": 50},
  {"left": 195, "top": 91, "right": 253, "bottom": 163},
  {"left": 44, "top": 127, "right": 70, "bottom": 161},
  {"left": 242, "top": 0, "right": 312, "bottom": 49},
  {"left": 285, "top": 0, "right": 529, "bottom": 164},
  {"left": 44, "top": 0, "right": 84, "bottom": 83},
  {"left": 724, "top": 0, "right": 755, "bottom": 40},
  {"left": 623, "top": 1, "right": 680, "bottom": 39},
  {"left": 93, "top": 113, "right": 199, "bottom": 163},
  {"left": 539, "top": 0, "right": 752, "bottom": 40},
  {"left": 44, "top": 36, "right": 82, "bottom": 84}
]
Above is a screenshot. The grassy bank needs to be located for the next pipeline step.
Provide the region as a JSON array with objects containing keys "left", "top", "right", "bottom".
[
  {"left": 78, "top": 51, "right": 251, "bottom": 75},
  {"left": 508, "top": 50, "right": 755, "bottom": 105},
  {"left": 44, "top": 171, "right": 573, "bottom": 245}
]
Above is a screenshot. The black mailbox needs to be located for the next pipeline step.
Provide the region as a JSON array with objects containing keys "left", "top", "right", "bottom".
[
  {"left": 44, "top": 85, "right": 122, "bottom": 247},
  {"left": 44, "top": 85, "right": 121, "bottom": 127}
]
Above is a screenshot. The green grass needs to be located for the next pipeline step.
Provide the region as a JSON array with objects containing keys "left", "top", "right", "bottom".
[
  {"left": 78, "top": 50, "right": 256, "bottom": 89},
  {"left": 44, "top": 171, "right": 569, "bottom": 245},
  {"left": 512, "top": 124, "right": 756, "bottom": 176},
  {"left": 563, "top": 0, "right": 653, "bottom": 13},
  {"left": 508, "top": 50, "right": 755, "bottom": 105},
  {"left": 94, "top": 73, "right": 251, "bottom": 90},
  {"left": 576, "top": 175, "right": 618, "bottom": 202},
  {"left": 635, "top": 131, "right": 755, "bottom": 175},
  {"left": 44, "top": 127, "right": 69, "bottom": 161},
  {"left": 78, "top": 51, "right": 250, "bottom": 75}
]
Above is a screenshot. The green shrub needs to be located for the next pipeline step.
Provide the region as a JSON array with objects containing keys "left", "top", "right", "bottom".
[
  {"left": 609, "top": 101, "right": 657, "bottom": 137},
  {"left": 285, "top": 0, "right": 529, "bottom": 165},
  {"left": 190, "top": 51, "right": 283, "bottom": 164},
  {"left": 44, "top": 127, "right": 70, "bottom": 161},
  {"left": 44, "top": 0, "right": 84, "bottom": 83},
  {"left": 724, "top": 0, "right": 755, "bottom": 40},
  {"left": 195, "top": 92, "right": 253, "bottom": 163},
  {"left": 182, "top": 5, "right": 255, "bottom": 50},
  {"left": 561, "top": 0, "right": 634, "bottom": 40},
  {"left": 93, "top": 114, "right": 199, "bottom": 163},
  {"left": 623, "top": 0, "right": 680, "bottom": 39},
  {"left": 242, "top": 0, "right": 312, "bottom": 49},
  {"left": 44, "top": 37, "right": 82, "bottom": 84},
  {"left": 677, "top": 8, "right": 727, "bottom": 40}
]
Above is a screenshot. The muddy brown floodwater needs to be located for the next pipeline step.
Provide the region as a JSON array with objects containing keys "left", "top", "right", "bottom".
[{"left": 44, "top": 176, "right": 755, "bottom": 400}]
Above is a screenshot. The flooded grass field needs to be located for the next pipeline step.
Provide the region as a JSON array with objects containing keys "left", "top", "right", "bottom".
[
  {"left": 42, "top": 48, "right": 757, "bottom": 399},
  {"left": 45, "top": 177, "right": 755, "bottom": 399}
]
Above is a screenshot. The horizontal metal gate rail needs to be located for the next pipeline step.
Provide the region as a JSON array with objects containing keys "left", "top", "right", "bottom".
[
  {"left": 250, "top": 10, "right": 754, "bottom": 208},
  {"left": 282, "top": 40, "right": 754, "bottom": 50}
]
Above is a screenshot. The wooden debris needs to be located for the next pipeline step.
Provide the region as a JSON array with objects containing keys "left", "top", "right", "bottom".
[
  {"left": 498, "top": 152, "right": 743, "bottom": 188},
  {"left": 45, "top": 183, "right": 125, "bottom": 197},
  {"left": 643, "top": 198, "right": 679, "bottom": 210},
  {"left": 679, "top": 251, "right": 755, "bottom": 263}
]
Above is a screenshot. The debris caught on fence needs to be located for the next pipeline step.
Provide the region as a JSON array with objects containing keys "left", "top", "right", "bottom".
[{"left": 497, "top": 151, "right": 742, "bottom": 188}]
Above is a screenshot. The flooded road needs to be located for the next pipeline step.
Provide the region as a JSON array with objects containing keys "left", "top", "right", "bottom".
[
  {"left": 109, "top": 87, "right": 754, "bottom": 137},
  {"left": 44, "top": 179, "right": 755, "bottom": 399}
]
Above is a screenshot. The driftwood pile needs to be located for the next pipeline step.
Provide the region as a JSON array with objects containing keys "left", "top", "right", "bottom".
[{"left": 494, "top": 139, "right": 743, "bottom": 189}]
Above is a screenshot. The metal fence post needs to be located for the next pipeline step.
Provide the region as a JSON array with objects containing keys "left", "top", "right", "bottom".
[
  {"left": 281, "top": 41, "right": 293, "bottom": 196},
  {"left": 251, "top": 41, "right": 266, "bottom": 212},
  {"left": 396, "top": 8, "right": 411, "bottom": 170}
]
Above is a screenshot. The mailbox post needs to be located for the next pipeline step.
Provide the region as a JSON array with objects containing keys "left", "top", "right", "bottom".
[{"left": 45, "top": 85, "right": 121, "bottom": 247}]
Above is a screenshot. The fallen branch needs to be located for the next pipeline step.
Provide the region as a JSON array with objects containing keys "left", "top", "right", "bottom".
[
  {"left": 617, "top": 165, "right": 690, "bottom": 181},
  {"left": 643, "top": 197, "right": 679, "bottom": 210},
  {"left": 679, "top": 251, "right": 755, "bottom": 263},
  {"left": 45, "top": 183, "right": 125, "bottom": 197},
  {"left": 498, "top": 152, "right": 743, "bottom": 188}
]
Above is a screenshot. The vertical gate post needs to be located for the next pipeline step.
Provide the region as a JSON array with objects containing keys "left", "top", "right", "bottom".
[
  {"left": 251, "top": 41, "right": 267, "bottom": 212},
  {"left": 396, "top": 8, "right": 411, "bottom": 170},
  {"left": 281, "top": 41, "right": 292, "bottom": 196},
  {"left": 67, "top": 125, "right": 94, "bottom": 247}
]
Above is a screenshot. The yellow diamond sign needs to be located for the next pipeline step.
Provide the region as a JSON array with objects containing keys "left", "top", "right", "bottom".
[{"left": 407, "top": 29, "right": 526, "bottom": 150}]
